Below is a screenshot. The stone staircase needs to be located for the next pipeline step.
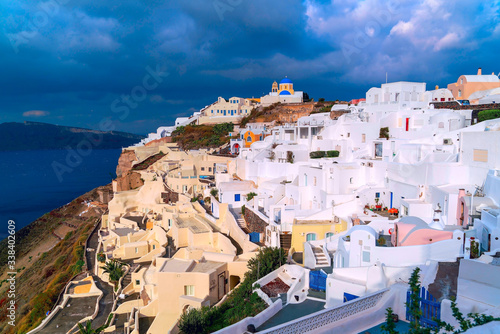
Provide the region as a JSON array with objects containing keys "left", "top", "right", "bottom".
[
  {"left": 122, "top": 263, "right": 139, "bottom": 289},
  {"left": 280, "top": 234, "right": 292, "bottom": 252},
  {"left": 312, "top": 246, "right": 329, "bottom": 266}
]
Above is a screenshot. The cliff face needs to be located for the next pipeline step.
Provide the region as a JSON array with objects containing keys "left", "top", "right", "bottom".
[
  {"left": 0, "top": 186, "right": 110, "bottom": 334},
  {"left": 116, "top": 150, "right": 138, "bottom": 178},
  {"left": 115, "top": 172, "right": 144, "bottom": 192}
]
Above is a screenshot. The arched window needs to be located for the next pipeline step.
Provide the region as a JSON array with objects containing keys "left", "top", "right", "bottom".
[
  {"left": 306, "top": 233, "right": 317, "bottom": 241},
  {"left": 247, "top": 136, "right": 252, "bottom": 142}
]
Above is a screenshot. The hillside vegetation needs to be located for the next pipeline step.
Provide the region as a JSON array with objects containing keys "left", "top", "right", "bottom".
[
  {"left": 171, "top": 122, "right": 234, "bottom": 150},
  {"left": 0, "top": 187, "right": 108, "bottom": 333}
]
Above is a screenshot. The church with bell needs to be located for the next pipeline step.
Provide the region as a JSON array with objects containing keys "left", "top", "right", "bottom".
[{"left": 261, "top": 77, "right": 304, "bottom": 106}]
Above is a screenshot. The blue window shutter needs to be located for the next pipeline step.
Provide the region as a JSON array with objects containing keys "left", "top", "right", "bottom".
[{"left": 235, "top": 194, "right": 241, "bottom": 202}]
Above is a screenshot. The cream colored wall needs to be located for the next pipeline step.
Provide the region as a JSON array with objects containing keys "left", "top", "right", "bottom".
[{"left": 121, "top": 243, "right": 149, "bottom": 260}]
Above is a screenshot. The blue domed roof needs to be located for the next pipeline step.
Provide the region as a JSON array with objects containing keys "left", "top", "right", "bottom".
[
  {"left": 280, "top": 77, "right": 293, "bottom": 84},
  {"left": 279, "top": 90, "right": 292, "bottom": 96}
]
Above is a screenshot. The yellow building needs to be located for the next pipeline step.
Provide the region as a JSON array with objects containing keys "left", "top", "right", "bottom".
[{"left": 290, "top": 218, "right": 348, "bottom": 254}]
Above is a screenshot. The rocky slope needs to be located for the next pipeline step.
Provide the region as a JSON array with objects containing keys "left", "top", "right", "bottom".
[{"left": 0, "top": 186, "right": 110, "bottom": 334}]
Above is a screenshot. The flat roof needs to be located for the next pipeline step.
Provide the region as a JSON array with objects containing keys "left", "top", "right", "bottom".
[
  {"left": 176, "top": 216, "right": 210, "bottom": 234},
  {"left": 189, "top": 261, "right": 225, "bottom": 273},
  {"left": 114, "top": 227, "right": 136, "bottom": 236},
  {"left": 160, "top": 259, "right": 194, "bottom": 273}
]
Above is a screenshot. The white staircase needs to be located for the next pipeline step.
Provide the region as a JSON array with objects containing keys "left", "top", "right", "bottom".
[{"left": 312, "top": 246, "right": 329, "bottom": 267}]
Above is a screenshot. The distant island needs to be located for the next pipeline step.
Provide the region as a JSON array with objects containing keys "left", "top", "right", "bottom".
[{"left": 0, "top": 121, "right": 145, "bottom": 151}]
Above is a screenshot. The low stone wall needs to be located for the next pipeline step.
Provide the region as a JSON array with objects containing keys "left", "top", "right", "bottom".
[
  {"left": 431, "top": 102, "right": 500, "bottom": 111},
  {"left": 244, "top": 207, "right": 268, "bottom": 234}
]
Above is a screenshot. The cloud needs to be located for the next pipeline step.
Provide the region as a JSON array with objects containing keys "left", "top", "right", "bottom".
[
  {"left": 23, "top": 110, "right": 50, "bottom": 117},
  {"left": 0, "top": 0, "right": 499, "bottom": 135}
]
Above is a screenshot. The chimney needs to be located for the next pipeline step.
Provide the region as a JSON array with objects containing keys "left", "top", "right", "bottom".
[{"left": 477, "top": 67, "right": 482, "bottom": 75}]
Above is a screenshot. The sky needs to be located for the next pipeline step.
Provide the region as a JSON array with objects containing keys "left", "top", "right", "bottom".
[{"left": 0, "top": 0, "right": 499, "bottom": 135}]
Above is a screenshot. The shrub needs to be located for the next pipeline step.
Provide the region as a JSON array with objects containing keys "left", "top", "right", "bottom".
[
  {"left": 310, "top": 151, "right": 326, "bottom": 159},
  {"left": 246, "top": 192, "right": 257, "bottom": 201},
  {"left": 380, "top": 127, "right": 390, "bottom": 139},
  {"left": 286, "top": 151, "right": 294, "bottom": 164},
  {"left": 326, "top": 150, "right": 340, "bottom": 158},
  {"left": 478, "top": 109, "right": 500, "bottom": 122}
]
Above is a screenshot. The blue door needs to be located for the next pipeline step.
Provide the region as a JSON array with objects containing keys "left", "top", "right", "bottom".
[
  {"left": 309, "top": 270, "right": 327, "bottom": 291},
  {"left": 249, "top": 232, "right": 260, "bottom": 243},
  {"left": 406, "top": 287, "right": 441, "bottom": 328}
]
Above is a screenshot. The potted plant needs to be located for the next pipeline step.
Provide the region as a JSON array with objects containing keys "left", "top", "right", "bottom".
[{"left": 375, "top": 198, "right": 382, "bottom": 211}]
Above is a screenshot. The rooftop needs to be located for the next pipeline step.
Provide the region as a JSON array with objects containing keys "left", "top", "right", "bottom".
[{"left": 176, "top": 216, "right": 210, "bottom": 234}]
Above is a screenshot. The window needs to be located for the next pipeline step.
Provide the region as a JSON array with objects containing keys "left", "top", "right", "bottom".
[
  {"left": 325, "top": 232, "right": 334, "bottom": 238},
  {"left": 152, "top": 244, "right": 156, "bottom": 250},
  {"left": 182, "top": 185, "right": 188, "bottom": 193},
  {"left": 235, "top": 194, "right": 241, "bottom": 202},
  {"left": 375, "top": 143, "right": 383, "bottom": 158},
  {"left": 350, "top": 177, "right": 354, "bottom": 184},
  {"left": 473, "top": 149, "right": 488, "bottom": 162},
  {"left": 460, "top": 78, "right": 463, "bottom": 84},
  {"left": 184, "top": 285, "right": 195, "bottom": 296},
  {"left": 362, "top": 134, "right": 366, "bottom": 143},
  {"left": 168, "top": 219, "right": 172, "bottom": 228},
  {"left": 201, "top": 167, "right": 205, "bottom": 171},
  {"left": 135, "top": 247, "right": 139, "bottom": 253},
  {"left": 347, "top": 132, "right": 350, "bottom": 138},
  {"left": 362, "top": 251, "right": 370, "bottom": 262},
  {"left": 375, "top": 192, "right": 380, "bottom": 198},
  {"left": 313, "top": 177, "right": 317, "bottom": 186},
  {"left": 306, "top": 233, "right": 317, "bottom": 241},
  {"left": 458, "top": 90, "right": 462, "bottom": 97},
  {"left": 247, "top": 136, "right": 252, "bottom": 142},
  {"left": 241, "top": 134, "right": 244, "bottom": 139},
  {"left": 135, "top": 280, "right": 140, "bottom": 285},
  {"left": 304, "top": 174, "right": 308, "bottom": 186},
  {"left": 208, "top": 167, "right": 212, "bottom": 172}
]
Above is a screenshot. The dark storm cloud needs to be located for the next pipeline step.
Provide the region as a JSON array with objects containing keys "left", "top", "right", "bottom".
[{"left": 0, "top": 0, "right": 499, "bottom": 133}]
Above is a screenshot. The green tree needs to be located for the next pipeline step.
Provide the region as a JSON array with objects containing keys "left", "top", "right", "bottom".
[
  {"left": 247, "top": 247, "right": 287, "bottom": 281},
  {"left": 381, "top": 307, "right": 398, "bottom": 334},
  {"left": 246, "top": 192, "right": 257, "bottom": 201},
  {"left": 100, "top": 260, "right": 125, "bottom": 288},
  {"left": 407, "top": 267, "right": 427, "bottom": 334},
  {"left": 77, "top": 320, "right": 105, "bottom": 334},
  {"left": 210, "top": 188, "right": 218, "bottom": 199}
]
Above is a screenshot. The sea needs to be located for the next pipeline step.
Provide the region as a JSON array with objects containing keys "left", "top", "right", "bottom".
[{"left": 0, "top": 149, "right": 122, "bottom": 239}]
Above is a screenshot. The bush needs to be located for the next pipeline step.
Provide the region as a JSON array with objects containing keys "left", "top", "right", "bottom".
[
  {"left": 380, "top": 127, "right": 390, "bottom": 139},
  {"left": 326, "top": 150, "right": 340, "bottom": 158},
  {"left": 286, "top": 151, "right": 294, "bottom": 164},
  {"left": 310, "top": 151, "right": 326, "bottom": 159},
  {"left": 478, "top": 109, "right": 500, "bottom": 122}
]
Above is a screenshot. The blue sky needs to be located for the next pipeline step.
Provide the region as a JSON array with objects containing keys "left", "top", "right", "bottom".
[{"left": 0, "top": 0, "right": 499, "bottom": 134}]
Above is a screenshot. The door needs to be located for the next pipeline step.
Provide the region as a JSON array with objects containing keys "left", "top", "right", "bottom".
[
  {"left": 218, "top": 273, "right": 225, "bottom": 300},
  {"left": 406, "top": 118, "right": 410, "bottom": 131}
]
